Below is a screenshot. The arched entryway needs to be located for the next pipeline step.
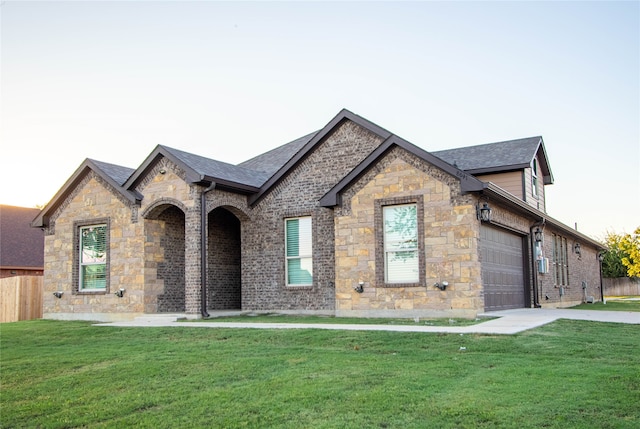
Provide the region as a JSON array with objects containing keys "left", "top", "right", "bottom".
[
  {"left": 144, "top": 203, "right": 186, "bottom": 313},
  {"left": 207, "top": 207, "right": 241, "bottom": 310}
]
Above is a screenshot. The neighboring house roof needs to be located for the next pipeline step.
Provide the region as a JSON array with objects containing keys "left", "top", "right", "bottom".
[
  {"left": 433, "top": 137, "right": 554, "bottom": 185},
  {"left": 0, "top": 205, "right": 44, "bottom": 269}
]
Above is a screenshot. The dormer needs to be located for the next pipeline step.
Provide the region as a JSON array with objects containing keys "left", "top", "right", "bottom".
[{"left": 433, "top": 136, "right": 553, "bottom": 212}]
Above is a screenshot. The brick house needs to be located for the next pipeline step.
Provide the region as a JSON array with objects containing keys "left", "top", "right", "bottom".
[
  {"left": 1, "top": 205, "right": 44, "bottom": 278},
  {"left": 33, "top": 109, "right": 604, "bottom": 321}
]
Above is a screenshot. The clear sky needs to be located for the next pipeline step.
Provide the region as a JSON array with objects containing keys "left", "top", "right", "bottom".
[{"left": 1, "top": 1, "right": 638, "bottom": 240}]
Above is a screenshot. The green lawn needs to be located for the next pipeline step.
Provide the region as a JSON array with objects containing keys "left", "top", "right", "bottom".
[
  {"left": 2, "top": 319, "right": 638, "bottom": 428},
  {"left": 571, "top": 300, "right": 640, "bottom": 312},
  {"left": 188, "top": 314, "right": 489, "bottom": 326}
]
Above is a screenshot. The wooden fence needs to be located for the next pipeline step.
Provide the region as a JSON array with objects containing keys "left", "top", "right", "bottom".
[
  {"left": 603, "top": 277, "right": 640, "bottom": 297},
  {"left": 0, "top": 276, "right": 43, "bottom": 323}
]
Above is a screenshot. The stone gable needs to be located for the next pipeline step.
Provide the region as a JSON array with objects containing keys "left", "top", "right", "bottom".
[{"left": 334, "top": 149, "right": 482, "bottom": 318}]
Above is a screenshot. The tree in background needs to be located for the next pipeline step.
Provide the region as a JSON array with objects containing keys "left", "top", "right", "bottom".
[
  {"left": 603, "top": 227, "right": 640, "bottom": 278},
  {"left": 619, "top": 227, "right": 640, "bottom": 278}
]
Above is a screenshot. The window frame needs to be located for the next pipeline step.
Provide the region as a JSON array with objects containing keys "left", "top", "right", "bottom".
[
  {"left": 284, "top": 216, "right": 313, "bottom": 287},
  {"left": 552, "top": 233, "right": 569, "bottom": 287},
  {"left": 531, "top": 158, "right": 539, "bottom": 197},
  {"left": 375, "top": 196, "right": 425, "bottom": 287},
  {"left": 73, "top": 219, "right": 110, "bottom": 294}
]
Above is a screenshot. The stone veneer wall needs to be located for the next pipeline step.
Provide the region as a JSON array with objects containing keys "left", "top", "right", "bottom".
[
  {"left": 334, "top": 148, "right": 482, "bottom": 318},
  {"left": 241, "top": 121, "right": 385, "bottom": 311},
  {"left": 43, "top": 172, "right": 144, "bottom": 321},
  {"left": 137, "top": 159, "right": 199, "bottom": 315}
]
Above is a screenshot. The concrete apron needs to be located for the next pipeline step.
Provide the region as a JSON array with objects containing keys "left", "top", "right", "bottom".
[{"left": 93, "top": 308, "right": 640, "bottom": 335}]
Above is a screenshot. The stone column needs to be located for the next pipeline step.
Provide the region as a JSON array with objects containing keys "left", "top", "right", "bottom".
[{"left": 184, "top": 200, "right": 202, "bottom": 315}]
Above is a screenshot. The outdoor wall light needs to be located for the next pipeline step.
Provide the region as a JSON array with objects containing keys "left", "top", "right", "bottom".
[
  {"left": 534, "top": 227, "right": 543, "bottom": 243},
  {"left": 114, "top": 288, "right": 126, "bottom": 298},
  {"left": 477, "top": 203, "right": 492, "bottom": 222},
  {"left": 574, "top": 242, "right": 581, "bottom": 257},
  {"left": 434, "top": 281, "right": 449, "bottom": 291},
  {"left": 53, "top": 291, "right": 63, "bottom": 299},
  {"left": 353, "top": 281, "right": 364, "bottom": 293}
]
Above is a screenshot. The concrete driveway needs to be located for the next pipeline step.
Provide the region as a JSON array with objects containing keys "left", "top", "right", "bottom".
[{"left": 95, "top": 308, "right": 640, "bottom": 335}]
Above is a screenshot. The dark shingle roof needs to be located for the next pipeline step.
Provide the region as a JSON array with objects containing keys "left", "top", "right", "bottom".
[
  {"left": 161, "top": 145, "right": 270, "bottom": 188},
  {"left": 90, "top": 159, "right": 135, "bottom": 185},
  {"left": 238, "top": 131, "right": 318, "bottom": 177},
  {"left": 0, "top": 205, "right": 44, "bottom": 269},
  {"left": 432, "top": 137, "right": 542, "bottom": 173}
]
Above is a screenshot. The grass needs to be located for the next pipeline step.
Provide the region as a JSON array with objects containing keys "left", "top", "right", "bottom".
[
  {"left": 2, "top": 319, "right": 639, "bottom": 428},
  {"left": 571, "top": 299, "right": 640, "bottom": 312},
  {"left": 188, "top": 313, "right": 490, "bottom": 326}
]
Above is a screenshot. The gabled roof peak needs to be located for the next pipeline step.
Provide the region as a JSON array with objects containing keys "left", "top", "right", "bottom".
[{"left": 432, "top": 135, "right": 553, "bottom": 184}]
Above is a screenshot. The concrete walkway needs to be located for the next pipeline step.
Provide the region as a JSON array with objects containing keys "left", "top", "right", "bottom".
[{"left": 95, "top": 308, "right": 640, "bottom": 335}]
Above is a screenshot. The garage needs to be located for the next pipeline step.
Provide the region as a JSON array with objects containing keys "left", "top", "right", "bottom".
[{"left": 481, "top": 225, "right": 527, "bottom": 311}]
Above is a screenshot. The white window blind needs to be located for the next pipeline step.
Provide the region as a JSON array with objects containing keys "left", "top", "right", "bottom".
[
  {"left": 285, "top": 217, "right": 312, "bottom": 286},
  {"left": 80, "top": 224, "right": 107, "bottom": 290},
  {"left": 383, "top": 204, "right": 419, "bottom": 283}
]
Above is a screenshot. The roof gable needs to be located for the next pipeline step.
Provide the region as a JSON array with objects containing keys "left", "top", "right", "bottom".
[
  {"left": 433, "top": 136, "right": 554, "bottom": 184},
  {"left": 320, "top": 135, "right": 486, "bottom": 207},
  {"left": 248, "top": 109, "right": 393, "bottom": 205},
  {"left": 32, "top": 159, "right": 138, "bottom": 228},
  {"left": 124, "top": 145, "right": 268, "bottom": 194}
]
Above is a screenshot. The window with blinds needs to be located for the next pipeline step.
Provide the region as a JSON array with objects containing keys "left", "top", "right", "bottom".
[
  {"left": 79, "top": 224, "right": 107, "bottom": 290},
  {"left": 552, "top": 233, "right": 569, "bottom": 286},
  {"left": 285, "top": 217, "right": 312, "bottom": 286},
  {"left": 383, "top": 204, "right": 419, "bottom": 283}
]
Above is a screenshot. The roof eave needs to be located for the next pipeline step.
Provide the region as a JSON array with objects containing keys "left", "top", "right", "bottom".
[
  {"left": 320, "top": 135, "right": 485, "bottom": 208},
  {"left": 482, "top": 183, "right": 603, "bottom": 249}
]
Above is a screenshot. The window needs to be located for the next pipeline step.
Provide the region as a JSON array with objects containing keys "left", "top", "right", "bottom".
[
  {"left": 383, "top": 204, "right": 419, "bottom": 283},
  {"left": 532, "top": 159, "right": 539, "bottom": 197},
  {"left": 79, "top": 224, "right": 107, "bottom": 290},
  {"left": 552, "top": 234, "right": 569, "bottom": 286},
  {"left": 285, "top": 217, "right": 312, "bottom": 286}
]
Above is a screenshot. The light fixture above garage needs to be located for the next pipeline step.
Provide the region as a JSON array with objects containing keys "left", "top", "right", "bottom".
[{"left": 477, "top": 202, "right": 492, "bottom": 222}]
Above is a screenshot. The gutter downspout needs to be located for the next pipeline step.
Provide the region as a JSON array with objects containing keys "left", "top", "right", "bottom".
[{"left": 201, "top": 182, "right": 216, "bottom": 318}]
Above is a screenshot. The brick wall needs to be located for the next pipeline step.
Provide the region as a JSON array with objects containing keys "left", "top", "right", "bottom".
[
  {"left": 208, "top": 207, "right": 241, "bottom": 309},
  {"left": 156, "top": 206, "right": 186, "bottom": 312},
  {"left": 241, "top": 121, "right": 384, "bottom": 311}
]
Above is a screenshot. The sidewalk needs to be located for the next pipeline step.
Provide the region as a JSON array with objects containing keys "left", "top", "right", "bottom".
[{"left": 95, "top": 308, "right": 640, "bottom": 335}]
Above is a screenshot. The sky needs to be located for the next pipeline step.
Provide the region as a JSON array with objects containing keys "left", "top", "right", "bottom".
[{"left": 1, "top": 0, "right": 638, "bottom": 240}]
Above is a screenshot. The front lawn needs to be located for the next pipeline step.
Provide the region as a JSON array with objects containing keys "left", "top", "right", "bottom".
[
  {"left": 2, "top": 319, "right": 638, "bottom": 428},
  {"left": 571, "top": 299, "right": 640, "bottom": 312},
  {"left": 189, "top": 313, "right": 489, "bottom": 326}
]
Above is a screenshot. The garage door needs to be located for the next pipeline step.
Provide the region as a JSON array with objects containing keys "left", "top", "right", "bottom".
[{"left": 481, "top": 225, "right": 526, "bottom": 311}]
